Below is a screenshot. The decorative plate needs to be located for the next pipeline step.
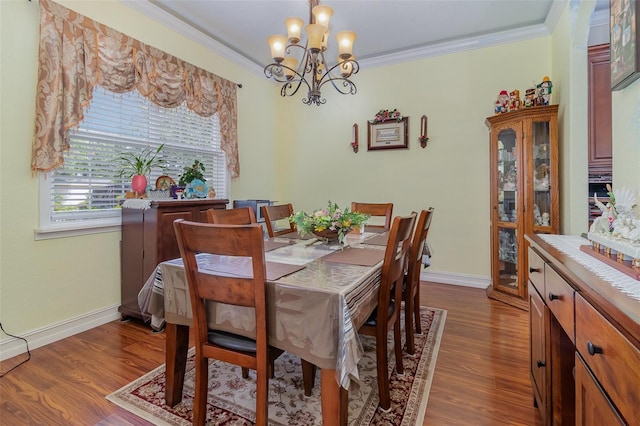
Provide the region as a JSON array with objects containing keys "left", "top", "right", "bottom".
[
  {"left": 186, "top": 178, "right": 208, "bottom": 198},
  {"left": 155, "top": 175, "right": 175, "bottom": 191}
]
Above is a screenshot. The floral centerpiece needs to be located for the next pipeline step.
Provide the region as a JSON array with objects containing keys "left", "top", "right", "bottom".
[{"left": 289, "top": 201, "right": 369, "bottom": 244}]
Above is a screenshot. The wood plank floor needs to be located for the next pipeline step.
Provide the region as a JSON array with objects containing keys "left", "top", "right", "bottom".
[{"left": 0, "top": 282, "right": 543, "bottom": 425}]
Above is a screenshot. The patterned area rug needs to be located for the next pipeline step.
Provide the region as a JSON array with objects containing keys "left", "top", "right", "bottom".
[{"left": 107, "top": 307, "right": 446, "bottom": 425}]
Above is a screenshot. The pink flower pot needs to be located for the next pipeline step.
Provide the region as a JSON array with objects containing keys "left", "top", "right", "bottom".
[{"left": 131, "top": 175, "right": 148, "bottom": 194}]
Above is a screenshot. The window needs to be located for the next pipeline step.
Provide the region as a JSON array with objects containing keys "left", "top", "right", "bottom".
[{"left": 37, "top": 88, "right": 228, "bottom": 239}]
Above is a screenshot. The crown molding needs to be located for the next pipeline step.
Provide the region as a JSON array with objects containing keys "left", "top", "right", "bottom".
[
  {"left": 120, "top": 0, "right": 265, "bottom": 76},
  {"left": 545, "top": 0, "right": 569, "bottom": 33},
  {"left": 359, "top": 24, "right": 550, "bottom": 69}
]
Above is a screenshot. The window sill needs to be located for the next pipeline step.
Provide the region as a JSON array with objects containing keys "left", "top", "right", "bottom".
[{"left": 34, "top": 219, "right": 121, "bottom": 240}]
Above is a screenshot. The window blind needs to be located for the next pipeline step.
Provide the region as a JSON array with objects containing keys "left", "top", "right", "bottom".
[{"left": 46, "top": 88, "right": 227, "bottom": 225}]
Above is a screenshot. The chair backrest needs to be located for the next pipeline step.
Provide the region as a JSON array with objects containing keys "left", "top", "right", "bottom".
[
  {"left": 207, "top": 206, "right": 256, "bottom": 225},
  {"left": 379, "top": 213, "right": 416, "bottom": 309},
  {"left": 173, "top": 219, "right": 268, "bottom": 357},
  {"left": 351, "top": 202, "right": 393, "bottom": 230},
  {"left": 407, "top": 208, "right": 434, "bottom": 286},
  {"left": 261, "top": 203, "right": 295, "bottom": 237}
]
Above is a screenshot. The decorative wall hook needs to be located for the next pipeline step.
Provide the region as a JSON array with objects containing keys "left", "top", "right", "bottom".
[
  {"left": 351, "top": 123, "right": 359, "bottom": 153},
  {"left": 419, "top": 115, "right": 429, "bottom": 148}
]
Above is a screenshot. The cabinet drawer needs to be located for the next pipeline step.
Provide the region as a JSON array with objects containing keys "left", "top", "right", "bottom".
[
  {"left": 527, "top": 247, "right": 545, "bottom": 295},
  {"left": 575, "top": 294, "right": 640, "bottom": 426},
  {"left": 544, "top": 265, "right": 574, "bottom": 342}
]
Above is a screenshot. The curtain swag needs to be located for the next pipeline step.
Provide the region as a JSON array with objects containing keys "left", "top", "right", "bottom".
[{"left": 32, "top": 0, "right": 239, "bottom": 178}]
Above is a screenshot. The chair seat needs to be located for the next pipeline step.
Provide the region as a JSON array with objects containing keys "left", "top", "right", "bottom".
[
  {"left": 208, "top": 330, "right": 257, "bottom": 353},
  {"left": 364, "top": 301, "right": 394, "bottom": 327}
]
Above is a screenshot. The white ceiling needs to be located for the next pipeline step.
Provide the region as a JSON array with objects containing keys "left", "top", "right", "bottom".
[{"left": 126, "top": 0, "right": 609, "bottom": 71}]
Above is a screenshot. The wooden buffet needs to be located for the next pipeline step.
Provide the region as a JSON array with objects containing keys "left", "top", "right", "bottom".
[
  {"left": 119, "top": 198, "right": 228, "bottom": 320},
  {"left": 526, "top": 233, "right": 640, "bottom": 426}
]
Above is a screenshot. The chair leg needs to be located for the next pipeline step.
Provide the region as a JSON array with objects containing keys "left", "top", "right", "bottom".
[
  {"left": 414, "top": 290, "right": 422, "bottom": 335},
  {"left": 242, "top": 367, "right": 249, "bottom": 379},
  {"left": 405, "top": 294, "right": 416, "bottom": 355},
  {"left": 193, "top": 355, "right": 209, "bottom": 426},
  {"left": 254, "top": 363, "right": 269, "bottom": 426},
  {"left": 394, "top": 317, "right": 404, "bottom": 375},
  {"left": 376, "top": 331, "right": 391, "bottom": 410},
  {"left": 301, "top": 359, "right": 316, "bottom": 397}
]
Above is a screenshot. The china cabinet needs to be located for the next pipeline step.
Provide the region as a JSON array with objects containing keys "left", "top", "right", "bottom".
[{"left": 486, "top": 105, "right": 559, "bottom": 310}]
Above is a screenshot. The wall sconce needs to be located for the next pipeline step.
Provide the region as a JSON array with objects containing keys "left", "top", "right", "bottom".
[
  {"left": 419, "top": 115, "right": 429, "bottom": 148},
  {"left": 351, "top": 123, "right": 359, "bottom": 153}
]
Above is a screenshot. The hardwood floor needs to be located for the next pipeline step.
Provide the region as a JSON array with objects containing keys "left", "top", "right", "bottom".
[{"left": 0, "top": 282, "right": 543, "bottom": 425}]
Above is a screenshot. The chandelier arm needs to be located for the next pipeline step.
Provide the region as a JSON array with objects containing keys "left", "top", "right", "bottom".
[{"left": 316, "top": 59, "right": 359, "bottom": 95}]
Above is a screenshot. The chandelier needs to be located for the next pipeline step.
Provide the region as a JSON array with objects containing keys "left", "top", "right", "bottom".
[{"left": 263, "top": 0, "right": 359, "bottom": 106}]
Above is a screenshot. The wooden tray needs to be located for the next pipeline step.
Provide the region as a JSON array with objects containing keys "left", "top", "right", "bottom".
[{"left": 579, "top": 245, "right": 640, "bottom": 280}]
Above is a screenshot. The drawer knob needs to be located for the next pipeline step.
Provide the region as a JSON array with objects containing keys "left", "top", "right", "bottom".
[
  {"left": 548, "top": 292, "right": 559, "bottom": 301},
  {"left": 536, "top": 360, "right": 546, "bottom": 368},
  {"left": 529, "top": 267, "right": 540, "bottom": 273},
  {"left": 587, "top": 341, "right": 603, "bottom": 356}
]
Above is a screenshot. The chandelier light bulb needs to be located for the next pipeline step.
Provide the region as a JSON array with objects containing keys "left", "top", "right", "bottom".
[
  {"left": 267, "top": 34, "right": 288, "bottom": 62},
  {"left": 336, "top": 31, "right": 356, "bottom": 59},
  {"left": 285, "top": 17, "right": 304, "bottom": 43},
  {"left": 311, "top": 5, "right": 333, "bottom": 29}
]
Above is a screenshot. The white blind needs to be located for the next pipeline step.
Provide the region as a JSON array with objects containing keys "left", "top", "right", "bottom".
[{"left": 48, "top": 88, "right": 227, "bottom": 224}]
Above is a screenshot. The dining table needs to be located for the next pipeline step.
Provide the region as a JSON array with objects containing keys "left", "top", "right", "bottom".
[{"left": 138, "top": 228, "right": 390, "bottom": 426}]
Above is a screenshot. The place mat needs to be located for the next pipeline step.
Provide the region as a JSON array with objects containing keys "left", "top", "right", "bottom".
[
  {"left": 364, "top": 234, "right": 389, "bottom": 246},
  {"left": 264, "top": 239, "right": 294, "bottom": 252},
  {"left": 364, "top": 227, "right": 387, "bottom": 234},
  {"left": 199, "top": 256, "right": 305, "bottom": 280},
  {"left": 278, "top": 231, "right": 315, "bottom": 240},
  {"left": 321, "top": 247, "right": 385, "bottom": 266}
]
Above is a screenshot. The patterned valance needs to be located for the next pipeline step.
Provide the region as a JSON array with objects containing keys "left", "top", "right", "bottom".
[{"left": 32, "top": 0, "right": 239, "bottom": 178}]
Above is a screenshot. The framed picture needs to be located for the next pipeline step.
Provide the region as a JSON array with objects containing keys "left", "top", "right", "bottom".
[
  {"left": 610, "top": 0, "right": 640, "bottom": 90},
  {"left": 367, "top": 117, "right": 409, "bottom": 150}
]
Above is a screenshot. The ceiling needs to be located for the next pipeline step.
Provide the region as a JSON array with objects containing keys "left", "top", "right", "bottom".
[{"left": 128, "top": 0, "right": 609, "bottom": 71}]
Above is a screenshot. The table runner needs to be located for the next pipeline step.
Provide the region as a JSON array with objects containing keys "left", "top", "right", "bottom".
[{"left": 538, "top": 234, "right": 640, "bottom": 300}]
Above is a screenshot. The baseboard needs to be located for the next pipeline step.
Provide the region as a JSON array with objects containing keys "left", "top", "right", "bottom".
[
  {"left": 421, "top": 269, "right": 490, "bottom": 289},
  {"left": 0, "top": 305, "right": 122, "bottom": 361}
]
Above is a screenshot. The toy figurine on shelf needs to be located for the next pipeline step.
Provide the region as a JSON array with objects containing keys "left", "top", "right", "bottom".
[
  {"left": 495, "top": 90, "right": 510, "bottom": 114},
  {"left": 536, "top": 76, "right": 553, "bottom": 106},
  {"left": 524, "top": 85, "right": 536, "bottom": 108},
  {"left": 509, "top": 90, "right": 521, "bottom": 111}
]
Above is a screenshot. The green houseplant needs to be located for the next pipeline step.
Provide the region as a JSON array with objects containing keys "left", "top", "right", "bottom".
[
  {"left": 118, "top": 144, "right": 166, "bottom": 194},
  {"left": 178, "top": 160, "right": 206, "bottom": 186}
]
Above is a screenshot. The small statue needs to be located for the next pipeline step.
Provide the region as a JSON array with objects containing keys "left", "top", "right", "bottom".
[
  {"left": 542, "top": 212, "right": 550, "bottom": 226},
  {"left": 509, "top": 90, "right": 521, "bottom": 111}
]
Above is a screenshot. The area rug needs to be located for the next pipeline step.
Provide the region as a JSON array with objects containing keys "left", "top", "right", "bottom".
[{"left": 107, "top": 307, "right": 446, "bottom": 425}]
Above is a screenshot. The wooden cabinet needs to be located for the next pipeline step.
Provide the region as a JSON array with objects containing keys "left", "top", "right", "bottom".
[
  {"left": 486, "top": 105, "right": 559, "bottom": 309},
  {"left": 120, "top": 198, "right": 228, "bottom": 320},
  {"left": 587, "top": 44, "right": 612, "bottom": 174},
  {"left": 526, "top": 234, "right": 640, "bottom": 426}
]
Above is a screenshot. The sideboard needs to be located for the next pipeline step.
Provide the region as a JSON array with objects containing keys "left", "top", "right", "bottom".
[
  {"left": 120, "top": 198, "right": 228, "bottom": 320},
  {"left": 525, "top": 234, "right": 640, "bottom": 425}
]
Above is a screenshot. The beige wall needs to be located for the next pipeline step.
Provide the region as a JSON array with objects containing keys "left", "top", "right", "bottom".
[
  {"left": 3, "top": 0, "right": 635, "bottom": 353},
  {"left": 0, "top": 0, "right": 278, "bottom": 346}
]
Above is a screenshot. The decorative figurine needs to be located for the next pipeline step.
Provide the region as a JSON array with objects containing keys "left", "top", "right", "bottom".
[
  {"left": 536, "top": 76, "right": 553, "bottom": 106},
  {"left": 495, "top": 90, "right": 510, "bottom": 114},
  {"left": 509, "top": 90, "right": 521, "bottom": 111},
  {"left": 524, "top": 85, "right": 536, "bottom": 108}
]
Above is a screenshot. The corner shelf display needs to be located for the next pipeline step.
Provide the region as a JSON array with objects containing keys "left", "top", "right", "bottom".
[{"left": 486, "top": 105, "right": 559, "bottom": 310}]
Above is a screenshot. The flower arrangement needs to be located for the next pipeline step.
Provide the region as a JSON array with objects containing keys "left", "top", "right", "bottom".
[
  {"left": 289, "top": 201, "right": 370, "bottom": 244},
  {"left": 371, "top": 108, "right": 402, "bottom": 123}
]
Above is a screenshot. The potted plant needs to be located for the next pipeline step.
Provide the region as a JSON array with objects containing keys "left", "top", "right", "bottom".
[
  {"left": 118, "top": 144, "right": 166, "bottom": 195},
  {"left": 178, "top": 160, "right": 206, "bottom": 187}
]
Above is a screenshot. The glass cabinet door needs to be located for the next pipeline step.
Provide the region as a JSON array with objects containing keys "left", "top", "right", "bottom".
[
  {"left": 496, "top": 127, "right": 519, "bottom": 292},
  {"left": 531, "top": 119, "right": 552, "bottom": 231}
]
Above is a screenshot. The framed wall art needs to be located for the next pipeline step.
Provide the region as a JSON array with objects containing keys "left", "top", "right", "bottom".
[
  {"left": 367, "top": 116, "right": 409, "bottom": 150},
  {"left": 610, "top": 0, "right": 640, "bottom": 90}
]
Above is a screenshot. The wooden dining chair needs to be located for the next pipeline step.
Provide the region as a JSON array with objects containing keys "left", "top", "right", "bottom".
[
  {"left": 261, "top": 203, "right": 296, "bottom": 237},
  {"left": 403, "top": 208, "right": 434, "bottom": 355},
  {"left": 207, "top": 206, "right": 256, "bottom": 225},
  {"left": 173, "top": 219, "right": 280, "bottom": 425},
  {"left": 351, "top": 202, "right": 393, "bottom": 231},
  {"left": 359, "top": 213, "right": 416, "bottom": 411}
]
